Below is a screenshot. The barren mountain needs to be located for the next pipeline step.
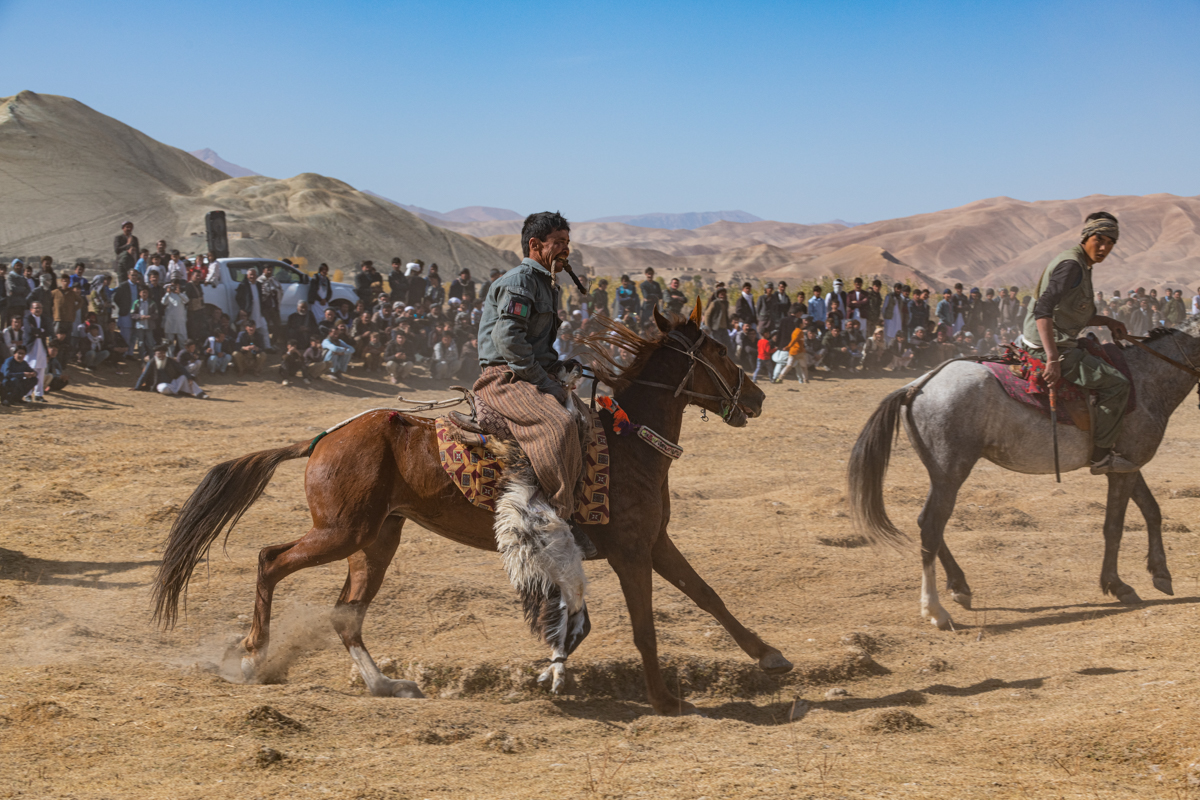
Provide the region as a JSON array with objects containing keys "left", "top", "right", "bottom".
[
  {"left": 0, "top": 91, "right": 517, "bottom": 275},
  {"left": 189, "top": 148, "right": 259, "bottom": 178},
  {"left": 585, "top": 210, "right": 763, "bottom": 229}
]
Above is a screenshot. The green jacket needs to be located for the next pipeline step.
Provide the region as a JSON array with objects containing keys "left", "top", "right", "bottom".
[
  {"left": 477, "top": 258, "right": 562, "bottom": 388},
  {"left": 1023, "top": 245, "right": 1095, "bottom": 351}
]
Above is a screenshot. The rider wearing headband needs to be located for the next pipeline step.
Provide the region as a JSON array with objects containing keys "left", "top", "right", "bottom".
[{"left": 1022, "top": 211, "right": 1133, "bottom": 474}]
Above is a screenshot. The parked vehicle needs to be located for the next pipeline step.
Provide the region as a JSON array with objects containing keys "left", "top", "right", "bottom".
[{"left": 202, "top": 258, "right": 358, "bottom": 321}]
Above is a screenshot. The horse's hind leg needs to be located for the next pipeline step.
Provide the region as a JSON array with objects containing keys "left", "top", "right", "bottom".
[
  {"left": 651, "top": 533, "right": 792, "bottom": 675},
  {"left": 937, "top": 543, "right": 973, "bottom": 609},
  {"left": 918, "top": 480, "right": 968, "bottom": 631},
  {"left": 332, "top": 515, "right": 423, "bottom": 698},
  {"left": 242, "top": 523, "right": 381, "bottom": 682},
  {"left": 1131, "top": 474, "right": 1173, "bottom": 596},
  {"left": 1101, "top": 473, "right": 1142, "bottom": 604}
]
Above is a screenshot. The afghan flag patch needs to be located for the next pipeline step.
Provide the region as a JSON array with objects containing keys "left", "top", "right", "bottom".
[{"left": 505, "top": 297, "right": 532, "bottom": 318}]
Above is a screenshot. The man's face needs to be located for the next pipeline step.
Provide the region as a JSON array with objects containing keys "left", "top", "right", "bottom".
[
  {"left": 10, "top": 318, "right": 21, "bottom": 330},
  {"left": 324, "top": 310, "right": 335, "bottom": 321},
  {"left": 122, "top": 224, "right": 133, "bottom": 235},
  {"left": 156, "top": 241, "right": 166, "bottom": 252},
  {"left": 1082, "top": 234, "right": 1115, "bottom": 264},
  {"left": 148, "top": 274, "right": 160, "bottom": 286},
  {"left": 529, "top": 228, "right": 571, "bottom": 270},
  {"left": 30, "top": 303, "right": 43, "bottom": 316},
  {"left": 247, "top": 270, "right": 258, "bottom": 281},
  {"left": 75, "top": 265, "right": 84, "bottom": 275},
  {"left": 59, "top": 278, "right": 70, "bottom": 290},
  {"left": 670, "top": 279, "right": 680, "bottom": 289}
]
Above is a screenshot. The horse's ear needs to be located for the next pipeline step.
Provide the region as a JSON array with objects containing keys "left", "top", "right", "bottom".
[
  {"left": 689, "top": 296, "right": 703, "bottom": 326},
  {"left": 652, "top": 302, "right": 672, "bottom": 333}
]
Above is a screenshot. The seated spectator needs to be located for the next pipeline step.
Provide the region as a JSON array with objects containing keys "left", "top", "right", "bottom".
[
  {"left": 909, "top": 327, "right": 933, "bottom": 369},
  {"left": 1, "top": 345, "right": 38, "bottom": 406},
  {"left": 134, "top": 343, "right": 207, "bottom": 398},
  {"left": 79, "top": 323, "right": 110, "bottom": 370},
  {"left": 930, "top": 327, "right": 959, "bottom": 364},
  {"left": 431, "top": 330, "right": 462, "bottom": 380},
  {"left": 457, "top": 335, "right": 480, "bottom": 382},
  {"left": 43, "top": 343, "right": 69, "bottom": 394},
  {"left": 280, "top": 340, "right": 308, "bottom": 386},
  {"left": 103, "top": 320, "right": 131, "bottom": 370},
  {"left": 3, "top": 317, "right": 23, "bottom": 359},
  {"left": 886, "top": 331, "right": 914, "bottom": 371},
  {"left": 302, "top": 336, "right": 327, "bottom": 382},
  {"left": 286, "top": 301, "right": 320, "bottom": 345},
  {"left": 322, "top": 324, "right": 355, "bottom": 379},
  {"left": 204, "top": 330, "right": 233, "bottom": 374},
  {"left": 384, "top": 331, "right": 414, "bottom": 385},
  {"left": 318, "top": 308, "right": 340, "bottom": 338},
  {"left": 820, "top": 325, "right": 852, "bottom": 371},
  {"left": 177, "top": 340, "right": 202, "bottom": 377},
  {"left": 362, "top": 331, "right": 385, "bottom": 372},
  {"left": 233, "top": 321, "right": 268, "bottom": 376},
  {"left": 861, "top": 328, "right": 889, "bottom": 373}
]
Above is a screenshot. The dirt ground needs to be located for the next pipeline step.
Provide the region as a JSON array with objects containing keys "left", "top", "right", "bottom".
[{"left": 2, "top": 363, "right": 1199, "bottom": 800}]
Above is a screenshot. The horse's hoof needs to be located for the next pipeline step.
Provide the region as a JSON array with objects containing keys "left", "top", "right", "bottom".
[
  {"left": 759, "top": 651, "right": 793, "bottom": 675},
  {"left": 1116, "top": 587, "right": 1143, "bottom": 605},
  {"left": 655, "top": 699, "right": 699, "bottom": 717},
  {"left": 538, "top": 663, "right": 567, "bottom": 695},
  {"left": 387, "top": 679, "right": 425, "bottom": 699},
  {"left": 951, "top": 591, "right": 973, "bottom": 610},
  {"left": 1152, "top": 576, "right": 1174, "bottom": 596},
  {"left": 929, "top": 613, "right": 954, "bottom": 631},
  {"left": 240, "top": 656, "right": 258, "bottom": 683}
]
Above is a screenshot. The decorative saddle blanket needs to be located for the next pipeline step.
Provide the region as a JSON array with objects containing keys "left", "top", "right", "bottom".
[
  {"left": 982, "top": 338, "right": 1136, "bottom": 429},
  {"left": 435, "top": 406, "right": 612, "bottom": 525}
]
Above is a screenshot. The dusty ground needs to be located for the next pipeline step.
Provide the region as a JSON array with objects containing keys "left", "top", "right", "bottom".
[{"left": 2, "top": 363, "right": 1199, "bottom": 800}]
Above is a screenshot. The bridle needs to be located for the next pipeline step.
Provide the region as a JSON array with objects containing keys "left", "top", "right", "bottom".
[
  {"left": 630, "top": 329, "right": 746, "bottom": 423},
  {"left": 1118, "top": 329, "right": 1200, "bottom": 407}
]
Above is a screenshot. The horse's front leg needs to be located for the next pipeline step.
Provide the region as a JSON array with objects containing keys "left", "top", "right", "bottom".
[
  {"left": 1101, "top": 473, "right": 1142, "bottom": 604},
  {"left": 610, "top": 548, "right": 695, "bottom": 716},
  {"left": 1131, "top": 473, "right": 1173, "bottom": 596},
  {"left": 651, "top": 533, "right": 791, "bottom": 675}
]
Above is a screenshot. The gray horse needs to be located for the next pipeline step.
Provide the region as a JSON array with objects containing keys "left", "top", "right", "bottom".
[{"left": 848, "top": 319, "right": 1200, "bottom": 630}]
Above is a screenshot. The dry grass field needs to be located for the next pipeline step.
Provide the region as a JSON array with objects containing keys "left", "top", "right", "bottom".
[{"left": 2, "top": 365, "right": 1199, "bottom": 799}]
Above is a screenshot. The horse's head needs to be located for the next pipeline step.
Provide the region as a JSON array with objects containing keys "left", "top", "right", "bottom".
[{"left": 649, "top": 301, "right": 764, "bottom": 427}]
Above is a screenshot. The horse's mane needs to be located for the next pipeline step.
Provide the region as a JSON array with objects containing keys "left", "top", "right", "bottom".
[
  {"left": 1142, "top": 326, "right": 1178, "bottom": 344},
  {"left": 572, "top": 311, "right": 691, "bottom": 393}
]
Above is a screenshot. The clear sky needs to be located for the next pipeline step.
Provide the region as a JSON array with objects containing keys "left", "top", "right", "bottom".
[{"left": 2, "top": 0, "right": 1198, "bottom": 224}]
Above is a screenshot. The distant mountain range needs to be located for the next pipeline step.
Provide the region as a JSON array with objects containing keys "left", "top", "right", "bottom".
[
  {"left": 189, "top": 148, "right": 259, "bottom": 178},
  {"left": 587, "top": 210, "right": 763, "bottom": 229}
]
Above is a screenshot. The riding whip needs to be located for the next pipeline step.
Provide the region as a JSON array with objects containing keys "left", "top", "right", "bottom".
[
  {"left": 1049, "top": 383, "right": 1061, "bottom": 483},
  {"left": 557, "top": 256, "right": 589, "bottom": 295}
]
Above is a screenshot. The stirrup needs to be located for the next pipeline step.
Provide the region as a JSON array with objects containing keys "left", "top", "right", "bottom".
[
  {"left": 448, "top": 410, "right": 487, "bottom": 435},
  {"left": 1090, "top": 451, "right": 1139, "bottom": 475},
  {"left": 569, "top": 522, "right": 599, "bottom": 560}
]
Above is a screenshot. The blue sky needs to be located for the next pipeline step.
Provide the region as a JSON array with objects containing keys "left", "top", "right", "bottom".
[{"left": 2, "top": 0, "right": 1197, "bottom": 224}]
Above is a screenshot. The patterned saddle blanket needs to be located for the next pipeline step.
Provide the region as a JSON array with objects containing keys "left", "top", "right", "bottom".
[
  {"left": 435, "top": 404, "right": 612, "bottom": 525},
  {"left": 982, "top": 338, "right": 1136, "bottom": 429}
]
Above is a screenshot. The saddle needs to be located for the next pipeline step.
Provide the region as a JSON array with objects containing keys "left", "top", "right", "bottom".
[
  {"left": 435, "top": 386, "right": 612, "bottom": 525},
  {"left": 981, "top": 336, "right": 1136, "bottom": 430}
]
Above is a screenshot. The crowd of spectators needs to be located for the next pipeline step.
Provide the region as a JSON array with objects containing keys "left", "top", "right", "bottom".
[{"left": 2, "top": 221, "right": 1198, "bottom": 406}]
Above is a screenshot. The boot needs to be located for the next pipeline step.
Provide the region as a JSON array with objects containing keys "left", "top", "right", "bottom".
[
  {"left": 1090, "top": 450, "right": 1139, "bottom": 475},
  {"left": 569, "top": 522, "right": 599, "bottom": 560}
]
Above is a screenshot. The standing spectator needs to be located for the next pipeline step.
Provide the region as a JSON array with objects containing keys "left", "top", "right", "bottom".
[
  {"left": 134, "top": 343, "right": 207, "bottom": 397},
  {"left": 183, "top": 271, "right": 207, "bottom": 339},
  {"left": 51, "top": 275, "right": 86, "bottom": 360},
  {"left": 846, "top": 277, "right": 869, "bottom": 325},
  {"left": 639, "top": 268, "right": 663, "bottom": 324},
  {"left": 752, "top": 330, "right": 774, "bottom": 382},
  {"left": 307, "top": 263, "right": 335, "bottom": 320},
  {"left": 907, "top": 289, "right": 931, "bottom": 335},
  {"left": 258, "top": 265, "right": 283, "bottom": 332},
  {"left": 702, "top": 287, "right": 731, "bottom": 347},
  {"left": 151, "top": 239, "right": 169, "bottom": 266},
  {"left": 615, "top": 274, "right": 639, "bottom": 318},
  {"left": 772, "top": 316, "right": 807, "bottom": 384},
  {"left": 807, "top": 284, "right": 826, "bottom": 324},
  {"left": 204, "top": 330, "right": 232, "bottom": 374},
  {"left": 91, "top": 273, "right": 115, "bottom": 327},
  {"left": 113, "top": 270, "right": 143, "bottom": 348},
  {"left": 980, "top": 288, "right": 1000, "bottom": 335},
  {"left": 664, "top": 278, "right": 687, "bottom": 314},
  {"left": 161, "top": 281, "right": 189, "bottom": 355},
  {"left": 22, "top": 300, "right": 51, "bottom": 402},
  {"left": 404, "top": 262, "right": 427, "bottom": 308},
  {"left": 935, "top": 288, "right": 954, "bottom": 334},
  {"left": 588, "top": 278, "right": 610, "bottom": 318},
  {"left": 449, "top": 269, "right": 476, "bottom": 305},
  {"left": 479, "top": 268, "right": 503, "bottom": 303},
  {"left": 756, "top": 282, "right": 778, "bottom": 331},
  {"left": 233, "top": 320, "right": 268, "bottom": 376},
  {"left": 881, "top": 283, "right": 907, "bottom": 340},
  {"left": 997, "top": 287, "right": 1019, "bottom": 329},
  {"left": 387, "top": 258, "right": 408, "bottom": 303},
  {"left": 1165, "top": 289, "right": 1187, "bottom": 328},
  {"left": 5, "top": 260, "right": 30, "bottom": 325},
  {"left": 425, "top": 265, "right": 445, "bottom": 307},
  {"left": 950, "top": 283, "right": 969, "bottom": 333},
  {"left": 825, "top": 279, "right": 848, "bottom": 318},
  {"left": 1015, "top": 294, "right": 1031, "bottom": 331},
  {"left": 236, "top": 268, "right": 270, "bottom": 342},
  {"left": 129, "top": 286, "right": 159, "bottom": 359},
  {"left": 733, "top": 322, "right": 759, "bottom": 373},
  {"left": 165, "top": 252, "right": 187, "bottom": 283},
  {"left": 0, "top": 263, "right": 7, "bottom": 324},
  {"left": 864, "top": 279, "right": 884, "bottom": 336},
  {"left": 734, "top": 282, "right": 757, "bottom": 328},
  {"left": 322, "top": 324, "right": 355, "bottom": 379},
  {"left": 114, "top": 221, "right": 139, "bottom": 262},
  {"left": 354, "top": 261, "right": 376, "bottom": 305}
]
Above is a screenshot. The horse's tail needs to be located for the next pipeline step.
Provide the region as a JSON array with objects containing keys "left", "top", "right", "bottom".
[
  {"left": 847, "top": 388, "right": 912, "bottom": 549},
  {"left": 152, "top": 440, "right": 312, "bottom": 628}
]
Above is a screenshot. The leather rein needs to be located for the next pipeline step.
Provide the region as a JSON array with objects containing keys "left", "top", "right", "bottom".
[
  {"left": 630, "top": 329, "right": 746, "bottom": 422},
  {"left": 1118, "top": 331, "right": 1200, "bottom": 381}
]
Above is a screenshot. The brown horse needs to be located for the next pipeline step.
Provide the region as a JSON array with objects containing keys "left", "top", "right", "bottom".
[{"left": 152, "top": 305, "right": 791, "bottom": 715}]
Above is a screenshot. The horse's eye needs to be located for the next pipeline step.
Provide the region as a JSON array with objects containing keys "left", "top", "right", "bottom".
[{"left": 718, "top": 346, "right": 727, "bottom": 357}]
